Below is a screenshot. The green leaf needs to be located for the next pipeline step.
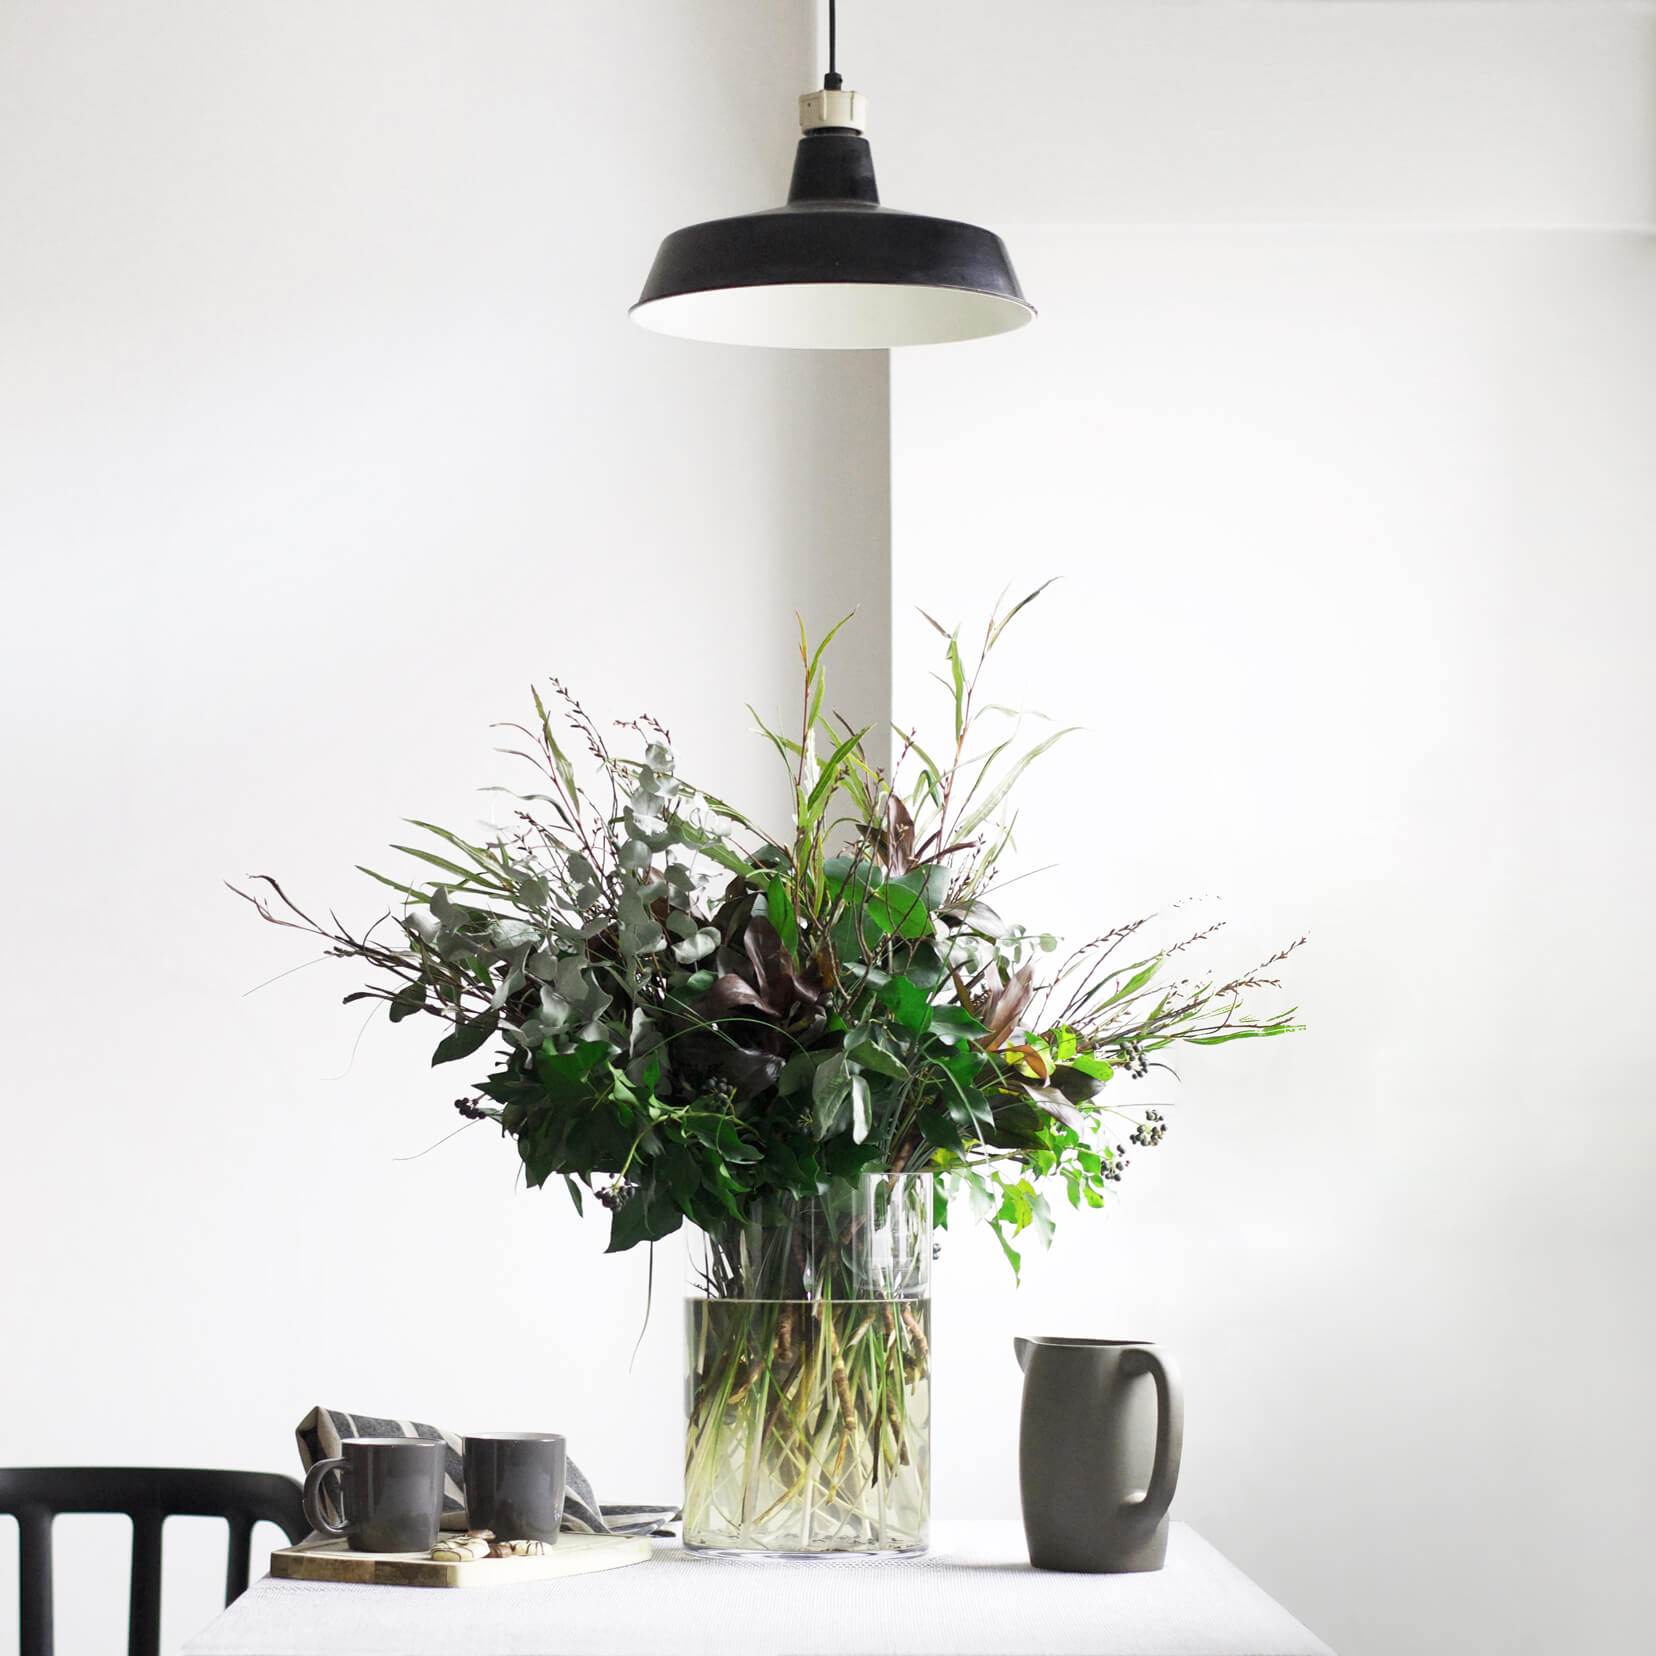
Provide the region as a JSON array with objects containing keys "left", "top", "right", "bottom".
[
  {"left": 802, "top": 727, "right": 869, "bottom": 825},
  {"left": 870, "top": 870, "right": 936, "bottom": 940},
  {"left": 1097, "top": 960, "right": 1163, "bottom": 1011},
  {"left": 1050, "top": 1063, "right": 1105, "bottom": 1104},
  {"left": 928, "top": 1004, "right": 988, "bottom": 1045},
  {"left": 406, "top": 820, "right": 510, "bottom": 877},
  {"left": 388, "top": 983, "right": 425, "bottom": 1024},
  {"left": 987, "top": 578, "right": 1060, "bottom": 648},
  {"left": 778, "top": 1050, "right": 818, "bottom": 1097},
  {"left": 670, "top": 926, "right": 719, "bottom": 965},
  {"left": 849, "top": 1072, "right": 872, "bottom": 1143},
  {"left": 806, "top": 611, "right": 856, "bottom": 685},
  {"left": 964, "top": 1172, "right": 998, "bottom": 1224},
  {"left": 1186, "top": 1024, "right": 1300, "bottom": 1045},
  {"left": 845, "top": 1024, "right": 908, "bottom": 1080},
  {"left": 811, "top": 1052, "right": 854, "bottom": 1138},
  {"left": 954, "top": 728, "right": 1079, "bottom": 839},
  {"left": 431, "top": 1010, "right": 499, "bottom": 1066},
  {"left": 763, "top": 875, "right": 799, "bottom": 960},
  {"left": 1069, "top": 1054, "right": 1115, "bottom": 1082},
  {"left": 605, "top": 1194, "right": 651, "bottom": 1253},
  {"left": 355, "top": 865, "right": 425, "bottom": 901},
  {"left": 390, "top": 843, "right": 485, "bottom": 883},
  {"left": 714, "top": 1118, "right": 763, "bottom": 1164},
  {"left": 946, "top": 634, "right": 966, "bottom": 740},
  {"left": 534, "top": 1039, "right": 608, "bottom": 1102},
  {"left": 876, "top": 975, "right": 933, "bottom": 1034}
]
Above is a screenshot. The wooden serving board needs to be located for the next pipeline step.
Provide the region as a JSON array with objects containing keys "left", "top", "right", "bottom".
[{"left": 271, "top": 1533, "right": 652, "bottom": 1588}]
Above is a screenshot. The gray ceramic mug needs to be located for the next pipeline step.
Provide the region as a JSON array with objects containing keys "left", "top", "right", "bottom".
[
  {"left": 1015, "top": 1336, "right": 1184, "bottom": 1573},
  {"left": 463, "top": 1433, "right": 566, "bottom": 1543},
  {"left": 302, "top": 1436, "right": 446, "bottom": 1554}
]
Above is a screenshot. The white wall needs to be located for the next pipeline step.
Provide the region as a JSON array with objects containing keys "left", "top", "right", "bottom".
[
  {"left": 0, "top": 4, "right": 886, "bottom": 1651},
  {"left": 5, "top": 4, "right": 1655, "bottom": 1655},
  {"left": 879, "top": 6, "right": 1656, "bottom": 1655}
]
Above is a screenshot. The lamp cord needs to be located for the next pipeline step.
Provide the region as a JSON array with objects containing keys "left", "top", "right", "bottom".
[{"left": 825, "top": 0, "right": 842, "bottom": 90}]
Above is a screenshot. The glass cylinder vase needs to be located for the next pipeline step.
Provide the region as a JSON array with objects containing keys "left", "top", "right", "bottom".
[{"left": 683, "top": 1173, "right": 932, "bottom": 1557}]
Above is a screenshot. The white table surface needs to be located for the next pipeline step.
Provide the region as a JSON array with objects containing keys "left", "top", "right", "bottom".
[{"left": 184, "top": 1520, "right": 1335, "bottom": 1656}]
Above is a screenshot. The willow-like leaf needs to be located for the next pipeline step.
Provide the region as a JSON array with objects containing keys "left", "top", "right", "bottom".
[{"left": 953, "top": 728, "right": 1078, "bottom": 839}]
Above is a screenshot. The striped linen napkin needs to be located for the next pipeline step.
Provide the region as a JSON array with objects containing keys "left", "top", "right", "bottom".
[{"left": 296, "top": 1406, "right": 678, "bottom": 1536}]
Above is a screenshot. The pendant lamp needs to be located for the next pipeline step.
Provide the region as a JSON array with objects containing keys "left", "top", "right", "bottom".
[{"left": 630, "top": 2, "right": 1033, "bottom": 349}]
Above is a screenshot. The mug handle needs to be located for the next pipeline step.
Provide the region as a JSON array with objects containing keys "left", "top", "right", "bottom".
[
  {"left": 302, "top": 1457, "right": 349, "bottom": 1538},
  {"left": 1120, "top": 1345, "right": 1183, "bottom": 1530}
]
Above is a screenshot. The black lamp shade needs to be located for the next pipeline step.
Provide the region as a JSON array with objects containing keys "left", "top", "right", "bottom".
[{"left": 631, "top": 131, "right": 1033, "bottom": 349}]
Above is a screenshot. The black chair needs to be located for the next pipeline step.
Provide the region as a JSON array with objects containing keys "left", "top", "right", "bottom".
[{"left": 0, "top": 1467, "right": 307, "bottom": 1656}]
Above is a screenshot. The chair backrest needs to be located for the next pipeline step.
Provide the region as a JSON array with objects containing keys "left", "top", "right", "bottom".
[{"left": 0, "top": 1467, "right": 307, "bottom": 1656}]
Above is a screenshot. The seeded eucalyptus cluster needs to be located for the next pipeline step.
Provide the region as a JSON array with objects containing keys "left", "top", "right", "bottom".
[{"left": 239, "top": 589, "right": 1300, "bottom": 1273}]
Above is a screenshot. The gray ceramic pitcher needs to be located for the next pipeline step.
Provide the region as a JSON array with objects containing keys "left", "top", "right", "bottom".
[{"left": 1014, "top": 1336, "right": 1184, "bottom": 1573}]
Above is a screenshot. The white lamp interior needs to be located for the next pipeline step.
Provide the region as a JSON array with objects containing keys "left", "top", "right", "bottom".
[{"left": 631, "top": 283, "right": 1034, "bottom": 349}]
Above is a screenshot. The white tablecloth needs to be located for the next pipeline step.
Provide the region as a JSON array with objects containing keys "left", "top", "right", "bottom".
[{"left": 184, "top": 1520, "right": 1334, "bottom": 1656}]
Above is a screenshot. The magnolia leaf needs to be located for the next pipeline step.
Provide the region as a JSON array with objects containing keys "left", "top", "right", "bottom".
[
  {"left": 1051, "top": 1063, "right": 1106, "bottom": 1103},
  {"left": 1019, "top": 1080, "right": 1084, "bottom": 1131}
]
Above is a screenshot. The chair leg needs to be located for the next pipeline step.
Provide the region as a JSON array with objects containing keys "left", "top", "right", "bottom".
[
  {"left": 224, "top": 1511, "right": 253, "bottom": 1604},
  {"left": 18, "top": 1505, "right": 53, "bottom": 1656},
  {"left": 127, "top": 1510, "right": 164, "bottom": 1656}
]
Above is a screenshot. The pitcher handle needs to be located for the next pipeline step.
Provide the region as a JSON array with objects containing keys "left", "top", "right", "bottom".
[{"left": 1120, "top": 1345, "right": 1183, "bottom": 1530}]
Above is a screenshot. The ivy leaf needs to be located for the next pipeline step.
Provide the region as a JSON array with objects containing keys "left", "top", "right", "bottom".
[
  {"left": 1020, "top": 1081, "right": 1084, "bottom": 1131},
  {"left": 715, "top": 1119, "right": 763, "bottom": 1164},
  {"left": 535, "top": 1039, "right": 608, "bottom": 1103},
  {"left": 605, "top": 1194, "right": 651, "bottom": 1253},
  {"left": 431, "top": 1010, "right": 498, "bottom": 1066}
]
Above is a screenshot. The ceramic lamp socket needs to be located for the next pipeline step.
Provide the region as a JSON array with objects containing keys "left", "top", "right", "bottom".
[{"left": 799, "top": 87, "right": 867, "bottom": 132}]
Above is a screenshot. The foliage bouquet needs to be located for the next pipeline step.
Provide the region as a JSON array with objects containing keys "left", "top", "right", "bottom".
[{"left": 241, "top": 590, "right": 1299, "bottom": 1555}]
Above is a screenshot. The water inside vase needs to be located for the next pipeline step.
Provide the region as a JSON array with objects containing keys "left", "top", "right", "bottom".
[{"left": 683, "top": 1295, "right": 931, "bottom": 1555}]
